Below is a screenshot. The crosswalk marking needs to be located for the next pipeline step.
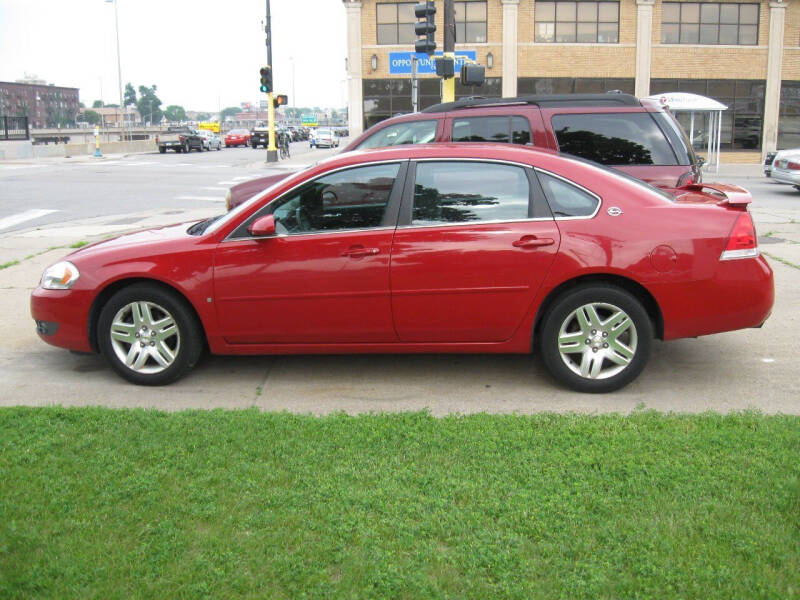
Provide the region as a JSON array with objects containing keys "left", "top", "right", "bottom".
[
  {"left": 175, "top": 195, "right": 225, "bottom": 202},
  {"left": 0, "top": 209, "right": 59, "bottom": 232}
]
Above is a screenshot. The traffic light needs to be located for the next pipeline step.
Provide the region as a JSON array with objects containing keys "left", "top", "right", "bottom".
[
  {"left": 414, "top": 1, "right": 436, "bottom": 55},
  {"left": 435, "top": 57, "right": 454, "bottom": 78},
  {"left": 273, "top": 94, "right": 288, "bottom": 109},
  {"left": 259, "top": 66, "right": 272, "bottom": 93},
  {"left": 460, "top": 63, "right": 486, "bottom": 87}
]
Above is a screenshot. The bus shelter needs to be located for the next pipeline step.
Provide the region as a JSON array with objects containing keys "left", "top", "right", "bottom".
[{"left": 645, "top": 92, "right": 727, "bottom": 173}]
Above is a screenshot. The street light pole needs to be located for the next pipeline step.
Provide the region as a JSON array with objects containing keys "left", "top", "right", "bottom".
[
  {"left": 107, "top": 0, "right": 130, "bottom": 139},
  {"left": 265, "top": 0, "right": 278, "bottom": 163}
]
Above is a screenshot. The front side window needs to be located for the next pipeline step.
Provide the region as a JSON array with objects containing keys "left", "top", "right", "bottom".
[
  {"left": 535, "top": 1, "right": 620, "bottom": 43},
  {"left": 412, "top": 162, "right": 530, "bottom": 225},
  {"left": 451, "top": 116, "right": 532, "bottom": 145},
  {"left": 358, "top": 120, "right": 438, "bottom": 149},
  {"left": 661, "top": 2, "right": 758, "bottom": 45},
  {"left": 455, "top": 1, "right": 488, "bottom": 43},
  {"left": 537, "top": 171, "right": 599, "bottom": 218},
  {"left": 377, "top": 2, "right": 416, "bottom": 45},
  {"left": 552, "top": 113, "right": 678, "bottom": 165},
  {"left": 237, "top": 164, "right": 401, "bottom": 237}
]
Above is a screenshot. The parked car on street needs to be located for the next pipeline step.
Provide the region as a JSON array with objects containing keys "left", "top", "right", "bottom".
[
  {"left": 224, "top": 129, "right": 251, "bottom": 147},
  {"left": 155, "top": 127, "right": 204, "bottom": 153},
  {"left": 764, "top": 151, "right": 778, "bottom": 176},
  {"left": 226, "top": 93, "right": 702, "bottom": 210},
  {"left": 197, "top": 130, "right": 222, "bottom": 151},
  {"left": 768, "top": 149, "right": 800, "bottom": 189},
  {"left": 32, "top": 143, "right": 773, "bottom": 392}
]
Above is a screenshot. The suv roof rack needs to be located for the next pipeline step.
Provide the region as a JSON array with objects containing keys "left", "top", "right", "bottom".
[{"left": 420, "top": 93, "right": 640, "bottom": 113}]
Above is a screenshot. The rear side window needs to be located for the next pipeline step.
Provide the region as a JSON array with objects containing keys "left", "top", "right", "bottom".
[
  {"left": 412, "top": 162, "right": 530, "bottom": 225},
  {"left": 451, "top": 116, "right": 532, "bottom": 145},
  {"left": 552, "top": 113, "right": 678, "bottom": 165},
  {"left": 358, "top": 120, "right": 438, "bottom": 149},
  {"left": 537, "top": 171, "right": 599, "bottom": 218}
]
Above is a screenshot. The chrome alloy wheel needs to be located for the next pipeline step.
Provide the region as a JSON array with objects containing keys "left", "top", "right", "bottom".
[
  {"left": 556, "top": 302, "right": 638, "bottom": 380},
  {"left": 109, "top": 301, "right": 181, "bottom": 374}
]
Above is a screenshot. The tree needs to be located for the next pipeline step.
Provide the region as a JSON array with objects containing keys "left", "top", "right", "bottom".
[
  {"left": 220, "top": 106, "right": 242, "bottom": 121},
  {"left": 124, "top": 83, "right": 137, "bottom": 108},
  {"left": 92, "top": 100, "right": 104, "bottom": 108},
  {"left": 136, "top": 85, "right": 163, "bottom": 125},
  {"left": 83, "top": 110, "right": 101, "bottom": 125},
  {"left": 164, "top": 105, "right": 187, "bottom": 122},
  {"left": 195, "top": 112, "right": 211, "bottom": 121}
]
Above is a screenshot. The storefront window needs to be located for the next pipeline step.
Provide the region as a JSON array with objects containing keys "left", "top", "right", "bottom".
[
  {"left": 778, "top": 81, "right": 800, "bottom": 150},
  {"left": 517, "top": 77, "right": 634, "bottom": 95}
]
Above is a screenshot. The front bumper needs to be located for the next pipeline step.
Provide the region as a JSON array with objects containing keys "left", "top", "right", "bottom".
[{"left": 30, "top": 287, "right": 94, "bottom": 353}]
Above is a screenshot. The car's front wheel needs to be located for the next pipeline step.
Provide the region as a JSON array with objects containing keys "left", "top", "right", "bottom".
[
  {"left": 539, "top": 284, "right": 653, "bottom": 393},
  {"left": 97, "top": 283, "right": 203, "bottom": 385}
]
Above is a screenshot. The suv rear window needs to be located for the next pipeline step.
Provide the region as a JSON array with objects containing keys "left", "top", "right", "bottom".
[
  {"left": 357, "top": 120, "right": 438, "bottom": 149},
  {"left": 451, "top": 116, "right": 532, "bottom": 145},
  {"left": 552, "top": 113, "right": 679, "bottom": 166}
]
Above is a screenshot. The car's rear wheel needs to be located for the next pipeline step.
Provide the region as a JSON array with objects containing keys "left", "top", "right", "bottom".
[
  {"left": 183, "top": 142, "right": 190, "bottom": 153},
  {"left": 97, "top": 284, "right": 203, "bottom": 385},
  {"left": 539, "top": 284, "right": 652, "bottom": 393},
  {"left": 158, "top": 147, "right": 166, "bottom": 154}
]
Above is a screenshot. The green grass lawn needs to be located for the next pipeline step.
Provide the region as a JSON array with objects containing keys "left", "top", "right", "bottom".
[{"left": 1, "top": 408, "right": 798, "bottom": 599}]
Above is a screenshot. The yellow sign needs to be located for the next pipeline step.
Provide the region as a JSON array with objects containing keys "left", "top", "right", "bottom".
[{"left": 198, "top": 121, "right": 220, "bottom": 133}]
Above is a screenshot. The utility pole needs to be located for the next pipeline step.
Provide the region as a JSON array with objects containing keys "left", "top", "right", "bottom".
[
  {"left": 442, "top": 0, "right": 455, "bottom": 103},
  {"left": 265, "top": 0, "right": 278, "bottom": 163},
  {"left": 411, "top": 55, "right": 419, "bottom": 112}
]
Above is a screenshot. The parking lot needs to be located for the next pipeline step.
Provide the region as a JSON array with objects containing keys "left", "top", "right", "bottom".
[{"left": 1, "top": 153, "right": 799, "bottom": 414}]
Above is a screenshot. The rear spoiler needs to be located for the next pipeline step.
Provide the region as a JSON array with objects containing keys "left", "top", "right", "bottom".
[{"left": 679, "top": 182, "right": 752, "bottom": 206}]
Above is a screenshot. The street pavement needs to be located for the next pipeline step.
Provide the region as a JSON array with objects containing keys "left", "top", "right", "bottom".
[{"left": 1, "top": 153, "right": 798, "bottom": 414}]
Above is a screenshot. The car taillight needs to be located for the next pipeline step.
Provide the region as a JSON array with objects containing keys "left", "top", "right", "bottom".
[
  {"left": 179, "top": 135, "right": 184, "bottom": 142},
  {"left": 155, "top": 135, "right": 159, "bottom": 144},
  {"left": 720, "top": 212, "right": 758, "bottom": 261},
  {"left": 677, "top": 171, "right": 695, "bottom": 187},
  {"left": 787, "top": 161, "right": 800, "bottom": 170}
]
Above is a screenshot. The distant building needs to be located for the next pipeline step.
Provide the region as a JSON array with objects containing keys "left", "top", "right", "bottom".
[
  {"left": 84, "top": 106, "right": 140, "bottom": 127},
  {"left": 0, "top": 80, "right": 80, "bottom": 128}
]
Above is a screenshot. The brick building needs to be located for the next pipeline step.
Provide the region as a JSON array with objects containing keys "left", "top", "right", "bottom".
[
  {"left": 0, "top": 81, "right": 80, "bottom": 129},
  {"left": 342, "top": 0, "right": 800, "bottom": 159}
]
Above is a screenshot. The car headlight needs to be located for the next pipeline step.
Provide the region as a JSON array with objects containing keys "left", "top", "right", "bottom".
[{"left": 41, "top": 261, "right": 80, "bottom": 290}]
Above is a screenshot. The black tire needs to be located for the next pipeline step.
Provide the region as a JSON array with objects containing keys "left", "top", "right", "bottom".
[
  {"left": 538, "top": 284, "right": 653, "bottom": 393},
  {"left": 158, "top": 147, "right": 166, "bottom": 154},
  {"left": 97, "top": 283, "right": 203, "bottom": 386},
  {"left": 183, "top": 142, "right": 191, "bottom": 153}
]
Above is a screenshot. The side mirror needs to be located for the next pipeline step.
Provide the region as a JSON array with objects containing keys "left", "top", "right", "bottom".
[
  {"left": 248, "top": 214, "right": 276, "bottom": 238},
  {"left": 696, "top": 155, "right": 706, "bottom": 168}
]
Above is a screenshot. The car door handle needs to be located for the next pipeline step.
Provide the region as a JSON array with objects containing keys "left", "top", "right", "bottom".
[
  {"left": 512, "top": 236, "right": 555, "bottom": 248},
  {"left": 341, "top": 246, "right": 380, "bottom": 257}
]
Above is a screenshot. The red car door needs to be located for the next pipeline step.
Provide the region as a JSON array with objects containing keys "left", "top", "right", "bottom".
[
  {"left": 213, "top": 162, "right": 407, "bottom": 344},
  {"left": 390, "top": 160, "right": 561, "bottom": 343}
]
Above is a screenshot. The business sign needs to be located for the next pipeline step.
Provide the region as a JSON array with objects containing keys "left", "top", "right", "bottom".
[
  {"left": 301, "top": 114, "right": 318, "bottom": 127},
  {"left": 388, "top": 50, "right": 476, "bottom": 75},
  {"left": 197, "top": 121, "right": 220, "bottom": 133}
]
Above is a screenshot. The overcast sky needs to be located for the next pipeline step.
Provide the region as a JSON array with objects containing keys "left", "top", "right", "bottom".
[{"left": 0, "top": 0, "right": 348, "bottom": 112}]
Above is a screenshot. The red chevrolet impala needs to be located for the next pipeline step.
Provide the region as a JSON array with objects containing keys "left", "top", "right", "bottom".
[{"left": 31, "top": 144, "right": 773, "bottom": 392}]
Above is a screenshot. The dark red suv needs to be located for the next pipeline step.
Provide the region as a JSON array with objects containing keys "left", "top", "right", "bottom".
[{"left": 227, "top": 93, "right": 700, "bottom": 210}]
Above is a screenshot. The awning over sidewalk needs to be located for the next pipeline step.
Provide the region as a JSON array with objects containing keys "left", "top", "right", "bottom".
[{"left": 645, "top": 92, "right": 728, "bottom": 174}]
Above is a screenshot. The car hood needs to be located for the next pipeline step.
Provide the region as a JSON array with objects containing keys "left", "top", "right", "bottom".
[{"left": 68, "top": 222, "right": 198, "bottom": 259}]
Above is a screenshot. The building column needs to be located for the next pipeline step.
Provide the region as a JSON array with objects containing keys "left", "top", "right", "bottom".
[
  {"left": 762, "top": 1, "right": 787, "bottom": 156},
  {"left": 344, "top": 0, "right": 364, "bottom": 137},
  {"left": 634, "top": 0, "right": 655, "bottom": 98},
  {"left": 501, "top": 0, "right": 520, "bottom": 97}
]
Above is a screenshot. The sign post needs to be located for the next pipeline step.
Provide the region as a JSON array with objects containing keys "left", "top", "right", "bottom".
[{"left": 93, "top": 125, "right": 102, "bottom": 158}]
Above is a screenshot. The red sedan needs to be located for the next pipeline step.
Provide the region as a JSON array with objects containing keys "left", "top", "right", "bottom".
[
  {"left": 31, "top": 144, "right": 773, "bottom": 392},
  {"left": 224, "top": 129, "right": 251, "bottom": 147}
]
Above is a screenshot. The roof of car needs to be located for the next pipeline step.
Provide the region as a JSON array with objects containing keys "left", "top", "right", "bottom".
[{"left": 421, "top": 93, "right": 640, "bottom": 113}]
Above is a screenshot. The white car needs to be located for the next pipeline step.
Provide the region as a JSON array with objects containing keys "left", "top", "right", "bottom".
[
  {"left": 769, "top": 149, "right": 800, "bottom": 189},
  {"left": 197, "top": 130, "right": 222, "bottom": 151},
  {"left": 312, "top": 128, "right": 339, "bottom": 149}
]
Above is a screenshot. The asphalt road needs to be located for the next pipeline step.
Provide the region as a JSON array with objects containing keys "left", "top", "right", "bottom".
[
  {"left": 1, "top": 152, "right": 798, "bottom": 414},
  {"left": 0, "top": 140, "right": 323, "bottom": 233}
]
